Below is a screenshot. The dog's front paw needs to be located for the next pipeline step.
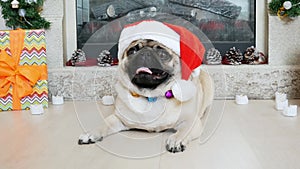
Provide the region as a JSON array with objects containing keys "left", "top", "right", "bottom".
[
  {"left": 78, "top": 133, "right": 103, "bottom": 145},
  {"left": 165, "top": 134, "right": 187, "bottom": 153}
]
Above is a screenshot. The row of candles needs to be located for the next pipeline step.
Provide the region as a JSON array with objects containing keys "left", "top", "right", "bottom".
[{"left": 235, "top": 92, "right": 298, "bottom": 117}]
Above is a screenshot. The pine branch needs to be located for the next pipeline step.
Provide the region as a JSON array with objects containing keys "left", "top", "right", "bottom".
[
  {"left": 269, "top": 0, "right": 300, "bottom": 18},
  {"left": 0, "top": 0, "right": 50, "bottom": 29}
]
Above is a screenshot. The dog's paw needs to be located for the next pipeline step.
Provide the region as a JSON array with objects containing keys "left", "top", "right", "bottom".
[
  {"left": 165, "top": 135, "right": 187, "bottom": 153},
  {"left": 78, "top": 133, "right": 103, "bottom": 145},
  {"left": 166, "top": 142, "right": 186, "bottom": 153}
]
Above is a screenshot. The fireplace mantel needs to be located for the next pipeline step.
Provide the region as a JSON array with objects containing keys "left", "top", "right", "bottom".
[{"left": 1, "top": 0, "right": 300, "bottom": 100}]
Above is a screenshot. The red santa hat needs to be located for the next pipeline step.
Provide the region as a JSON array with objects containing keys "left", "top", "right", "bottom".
[{"left": 118, "top": 20, "right": 205, "bottom": 80}]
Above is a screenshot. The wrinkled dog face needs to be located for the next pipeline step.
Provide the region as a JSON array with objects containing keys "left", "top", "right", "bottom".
[{"left": 118, "top": 39, "right": 180, "bottom": 93}]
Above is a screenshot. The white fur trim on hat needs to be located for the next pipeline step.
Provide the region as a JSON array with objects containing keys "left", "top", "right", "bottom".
[
  {"left": 191, "top": 66, "right": 201, "bottom": 78},
  {"left": 118, "top": 20, "right": 180, "bottom": 60}
]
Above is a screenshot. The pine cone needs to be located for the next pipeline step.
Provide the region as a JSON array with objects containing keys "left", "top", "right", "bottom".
[
  {"left": 69, "top": 49, "right": 86, "bottom": 66},
  {"left": 222, "top": 47, "right": 243, "bottom": 65},
  {"left": 98, "top": 50, "right": 113, "bottom": 67},
  {"left": 243, "top": 46, "right": 267, "bottom": 64},
  {"left": 205, "top": 48, "right": 222, "bottom": 65}
]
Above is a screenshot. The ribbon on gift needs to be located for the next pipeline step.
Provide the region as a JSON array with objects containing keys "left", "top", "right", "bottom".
[{"left": 0, "top": 29, "right": 47, "bottom": 110}]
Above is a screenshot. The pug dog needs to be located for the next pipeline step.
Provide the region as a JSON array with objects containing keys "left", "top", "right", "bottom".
[{"left": 78, "top": 20, "right": 214, "bottom": 153}]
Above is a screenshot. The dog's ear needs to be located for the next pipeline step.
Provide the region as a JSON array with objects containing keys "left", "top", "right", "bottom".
[{"left": 109, "top": 43, "right": 119, "bottom": 61}]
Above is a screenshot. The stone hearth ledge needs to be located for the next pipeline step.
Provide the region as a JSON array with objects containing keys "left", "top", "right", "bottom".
[{"left": 48, "top": 65, "right": 300, "bottom": 101}]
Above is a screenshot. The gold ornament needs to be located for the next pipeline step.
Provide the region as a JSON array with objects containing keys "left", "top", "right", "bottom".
[{"left": 277, "top": 7, "right": 287, "bottom": 19}]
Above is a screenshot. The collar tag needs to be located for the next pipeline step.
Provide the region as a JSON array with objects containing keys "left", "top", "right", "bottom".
[{"left": 147, "top": 97, "right": 158, "bottom": 102}]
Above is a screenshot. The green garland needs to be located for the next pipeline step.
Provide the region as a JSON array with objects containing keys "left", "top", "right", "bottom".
[
  {"left": 269, "top": 0, "right": 300, "bottom": 18},
  {"left": 0, "top": 0, "right": 50, "bottom": 29}
]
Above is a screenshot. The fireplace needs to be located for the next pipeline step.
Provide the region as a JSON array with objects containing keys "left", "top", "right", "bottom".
[{"left": 75, "top": 0, "right": 256, "bottom": 62}]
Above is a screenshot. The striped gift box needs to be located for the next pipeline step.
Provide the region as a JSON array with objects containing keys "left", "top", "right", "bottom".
[{"left": 0, "top": 29, "right": 48, "bottom": 111}]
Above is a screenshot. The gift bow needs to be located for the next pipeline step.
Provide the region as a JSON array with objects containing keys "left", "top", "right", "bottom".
[{"left": 0, "top": 29, "right": 47, "bottom": 110}]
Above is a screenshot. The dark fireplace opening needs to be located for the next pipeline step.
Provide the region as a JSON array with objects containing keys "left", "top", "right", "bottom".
[{"left": 75, "top": 0, "right": 255, "bottom": 64}]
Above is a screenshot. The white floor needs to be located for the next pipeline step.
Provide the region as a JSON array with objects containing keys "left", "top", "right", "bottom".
[{"left": 0, "top": 100, "right": 300, "bottom": 169}]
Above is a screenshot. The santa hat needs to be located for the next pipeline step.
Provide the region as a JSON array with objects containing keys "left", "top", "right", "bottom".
[{"left": 118, "top": 20, "right": 205, "bottom": 80}]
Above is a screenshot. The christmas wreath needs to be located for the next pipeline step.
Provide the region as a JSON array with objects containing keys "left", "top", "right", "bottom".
[
  {"left": 0, "top": 0, "right": 50, "bottom": 29},
  {"left": 269, "top": 0, "right": 300, "bottom": 19}
]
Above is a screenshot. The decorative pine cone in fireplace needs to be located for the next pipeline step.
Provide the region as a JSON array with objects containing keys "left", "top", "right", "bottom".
[
  {"left": 243, "top": 46, "right": 267, "bottom": 65},
  {"left": 222, "top": 47, "right": 243, "bottom": 65},
  {"left": 205, "top": 48, "right": 222, "bottom": 65}
]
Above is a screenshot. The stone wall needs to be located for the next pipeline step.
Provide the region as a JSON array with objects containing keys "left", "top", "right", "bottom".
[
  {"left": 43, "top": 0, "right": 64, "bottom": 68},
  {"left": 268, "top": 17, "right": 300, "bottom": 65},
  {"left": 48, "top": 65, "right": 300, "bottom": 100}
]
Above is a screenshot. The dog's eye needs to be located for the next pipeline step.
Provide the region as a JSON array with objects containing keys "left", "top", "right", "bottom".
[
  {"left": 127, "top": 46, "right": 138, "bottom": 56},
  {"left": 157, "top": 49, "right": 172, "bottom": 62}
]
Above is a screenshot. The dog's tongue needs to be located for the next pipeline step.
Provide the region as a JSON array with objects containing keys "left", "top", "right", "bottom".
[{"left": 136, "top": 67, "right": 152, "bottom": 74}]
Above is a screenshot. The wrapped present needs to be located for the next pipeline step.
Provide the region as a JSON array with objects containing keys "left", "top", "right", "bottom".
[{"left": 0, "top": 29, "right": 48, "bottom": 111}]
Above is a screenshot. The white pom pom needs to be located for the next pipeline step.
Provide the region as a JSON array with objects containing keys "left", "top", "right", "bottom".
[{"left": 171, "top": 80, "right": 196, "bottom": 102}]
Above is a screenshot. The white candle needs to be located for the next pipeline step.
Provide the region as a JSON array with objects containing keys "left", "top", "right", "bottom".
[
  {"left": 52, "top": 96, "right": 64, "bottom": 105},
  {"left": 30, "top": 104, "right": 44, "bottom": 115},
  {"left": 276, "top": 99, "right": 288, "bottom": 111},
  {"left": 275, "top": 92, "right": 287, "bottom": 103},
  {"left": 283, "top": 105, "right": 298, "bottom": 117},
  {"left": 102, "top": 95, "right": 114, "bottom": 106},
  {"left": 235, "top": 95, "right": 249, "bottom": 105}
]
